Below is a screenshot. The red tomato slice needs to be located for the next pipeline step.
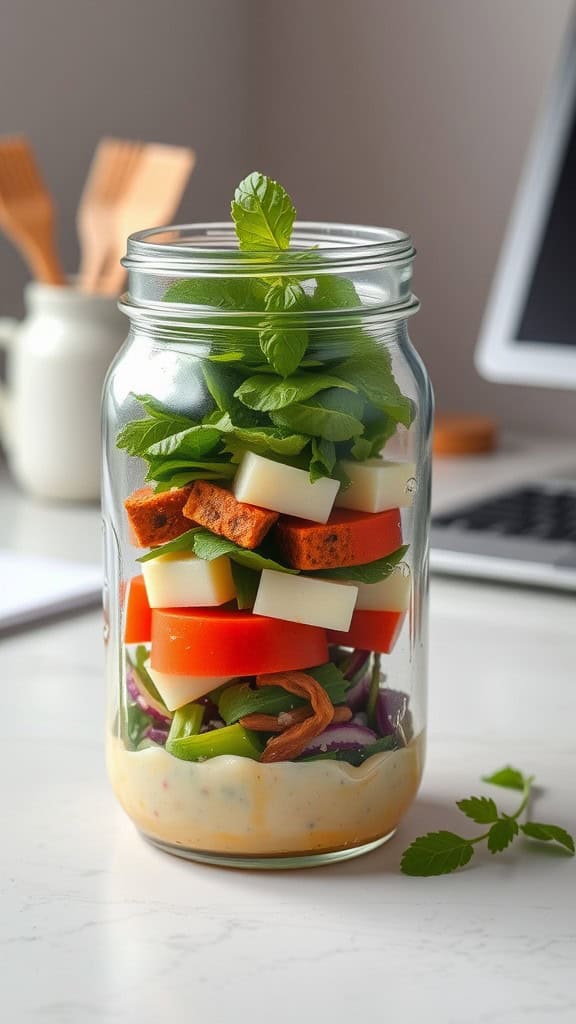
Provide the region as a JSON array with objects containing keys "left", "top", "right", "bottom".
[
  {"left": 124, "top": 576, "right": 152, "bottom": 643},
  {"left": 151, "top": 607, "right": 328, "bottom": 676},
  {"left": 328, "top": 609, "right": 405, "bottom": 655}
]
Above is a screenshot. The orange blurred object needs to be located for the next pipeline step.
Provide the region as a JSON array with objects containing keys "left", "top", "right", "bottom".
[{"left": 433, "top": 414, "right": 498, "bottom": 456}]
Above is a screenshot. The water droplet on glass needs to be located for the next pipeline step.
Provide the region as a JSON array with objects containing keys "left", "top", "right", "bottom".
[{"left": 406, "top": 476, "right": 418, "bottom": 495}]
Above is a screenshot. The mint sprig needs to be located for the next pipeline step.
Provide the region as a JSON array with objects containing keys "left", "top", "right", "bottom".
[{"left": 401, "top": 767, "right": 575, "bottom": 876}]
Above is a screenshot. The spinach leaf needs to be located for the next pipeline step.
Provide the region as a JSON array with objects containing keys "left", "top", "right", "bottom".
[
  {"left": 235, "top": 371, "right": 357, "bottom": 412},
  {"left": 231, "top": 172, "right": 295, "bottom": 251},
  {"left": 350, "top": 407, "right": 398, "bottom": 459},
  {"left": 146, "top": 458, "right": 236, "bottom": 482},
  {"left": 305, "top": 545, "right": 409, "bottom": 582},
  {"left": 202, "top": 361, "right": 265, "bottom": 427},
  {"left": 334, "top": 344, "right": 414, "bottom": 428},
  {"left": 231, "top": 562, "right": 260, "bottom": 610},
  {"left": 212, "top": 413, "right": 309, "bottom": 457},
  {"left": 309, "top": 437, "right": 336, "bottom": 482},
  {"left": 117, "top": 414, "right": 196, "bottom": 458},
  {"left": 145, "top": 425, "right": 222, "bottom": 460},
  {"left": 259, "top": 280, "right": 308, "bottom": 377},
  {"left": 270, "top": 388, "right": 365, "bottom": 442},
  {"left": 192, "top": 529, "right": 297, "bottom": 574},
  {"left": 137, "top": 529, "right": 200, "bottom": 561}
]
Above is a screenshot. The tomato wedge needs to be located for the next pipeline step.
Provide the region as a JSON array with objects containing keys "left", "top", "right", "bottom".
[
  {"left": 151, "top": 607, "right": 328, "bottom": 676},
  {"left": 124, "top": 576, "right": 152, "bottom": 643},
  {"left": 327, "top": 609, "right": 405, "bottom": 655}
]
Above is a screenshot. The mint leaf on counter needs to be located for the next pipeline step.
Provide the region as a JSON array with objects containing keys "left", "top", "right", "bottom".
[
  {"left": 231, "top": 172, "right": 295, "bottom": 251},
  {"left": 482, "top": 766, "right": 528, "bottom": 791},
  {"left": 305, "top": 546, "right": 408, "bottom": 583},
  {"left": 235, "top": 371, "right": 358, "bottom": 412},
  {"left": 401, "top": 832, "right": 475, "bottom": 877},
  {"left": 521, "top": 823, "right": 575, "bottom": 853},
  {"left": 487, "top": 818, "right": 519, "bottom": 854},
  {"left": 456, "top": 796, "right": 499, "bottom": 824},
  {"left": 271, "top": 388, "right": 365, "bottom": 442},
  {"left": 401, "top": 767, "right": 574, "bottom": 876}
]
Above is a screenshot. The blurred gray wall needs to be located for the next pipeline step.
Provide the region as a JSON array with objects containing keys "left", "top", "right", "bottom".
[{"left": 1, "top": 0, "right": 574, "bottom": 434}]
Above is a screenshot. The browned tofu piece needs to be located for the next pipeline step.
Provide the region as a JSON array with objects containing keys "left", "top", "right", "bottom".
[
  {"left": 124, "top": 486, "right": 194, "bottom": 547},
  {"left": 183, "top": 480, "right": 278, "bottom": 549}
]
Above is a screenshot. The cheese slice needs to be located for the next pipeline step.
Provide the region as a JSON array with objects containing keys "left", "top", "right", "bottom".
[
  {"left": 146, "top": 662, "right": 231, "bottom": 712},
  {"left": 233, "top": 452, "right": 339, "bottom": 523},
  {"left": 335, "top": 459, "right": 417, "bottom": 513},
  {"left": 355, "top": 566, "right": 411, "bottom": 611},
  {"left": 142, "top": 552, "right": 235, "bottom": 608},
  {"left": 253, "top": 569, "right": 358, "bottom": 631}
]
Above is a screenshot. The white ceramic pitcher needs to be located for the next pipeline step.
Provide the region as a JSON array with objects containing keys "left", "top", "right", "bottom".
[{"left": 0, "top": 283, "right": 126, "bottom": 501}]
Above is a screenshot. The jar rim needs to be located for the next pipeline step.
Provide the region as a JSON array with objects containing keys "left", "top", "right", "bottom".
[{"left": 122, "top": 221, "right": 415, "bottom": 276}]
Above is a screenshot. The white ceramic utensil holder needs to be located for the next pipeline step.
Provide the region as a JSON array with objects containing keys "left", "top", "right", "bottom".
[{"left": 0, "top": 283, "right": 125, "bottom": 501}]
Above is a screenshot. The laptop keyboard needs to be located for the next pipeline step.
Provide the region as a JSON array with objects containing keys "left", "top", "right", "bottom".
[{"left": 432, "top": 486, "right": 576, "bottom": 543}]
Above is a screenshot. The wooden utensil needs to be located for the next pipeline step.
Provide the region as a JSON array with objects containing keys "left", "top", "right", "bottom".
[
  {"left": 0, "top": 135, "right": 66, "bottom": 285},
  {"left": 77, "top": 138, "right": 144, "bottom": 293},
  {"left": 96, "top": 143, "right": 196, "bottom": 296}
]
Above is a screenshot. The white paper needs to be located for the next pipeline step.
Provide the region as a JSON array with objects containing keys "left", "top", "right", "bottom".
[{"left": 0, "top": 550, "right": 102, "bottom": 631}]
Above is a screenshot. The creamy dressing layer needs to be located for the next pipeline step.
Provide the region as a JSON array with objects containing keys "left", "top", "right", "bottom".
[{"left": 107, "top": 731, "right": 425, "bottom": 856}]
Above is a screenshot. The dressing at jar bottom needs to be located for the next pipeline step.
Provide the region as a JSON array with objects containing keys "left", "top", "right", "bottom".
[{"left": 107, "top": 730, "right": 425, "bottom": 862}]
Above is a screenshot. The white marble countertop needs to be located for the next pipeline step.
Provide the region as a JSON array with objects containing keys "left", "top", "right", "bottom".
[{"left": 1, "top": 445, "right": 575, "bottom": 1023}]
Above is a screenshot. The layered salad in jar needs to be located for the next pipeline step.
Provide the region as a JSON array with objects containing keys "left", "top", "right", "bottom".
[{"left": 107, "top": 173, "right": 425, "bottom": 861}]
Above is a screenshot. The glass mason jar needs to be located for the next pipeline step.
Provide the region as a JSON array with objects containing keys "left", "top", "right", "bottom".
[{"left": 102, "top": 222, "right": 433, "bottom": 868}]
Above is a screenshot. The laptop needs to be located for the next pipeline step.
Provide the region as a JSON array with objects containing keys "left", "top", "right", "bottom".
[{"left": 430, "top": 16, "right": 576, "bottom": 591}]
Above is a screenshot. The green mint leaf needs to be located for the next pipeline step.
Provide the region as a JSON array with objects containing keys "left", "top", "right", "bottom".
[
  {"left": 401, "top": 832, "right": 475, "bottom": 877},
  {"left": 350, "top": 407, "right": 399, "bottom": 459},
  {"left": 145, "top": 425, "right": 222, "bottom": 461},
  {"left": 234, "top": 371, "right": 357, "bottom": 412},
  {"left": 521, "top": 822, "right": 575, "bottom": 854},
  {"left": 487, "top": 818, "right": 519, "bottom": 854},
  {"left": 259, "top": 281, "right": 308, "bottom": 377},
  {"left": 334, "top": 345, "right": 414, "bottom": 429},
  {"left": 131, "top": 394, "right": 189, "bottom": 420},
  {"left": 162, "top": 276, "right": 267, "bottom": 309},
  {"left": 309, "top": 437, "right": 336, "bottom": 482},
  {"left": 231, "top": 562, "right": 260, "bottom": 610},
  {"left": 456, "top": 796, "right": 500, "bottom": 824},
  {"left": 192, "top": 528, "right": 297, "bottom": 575},
  {"left": 231, "top": 172, "right": 295, "bottom": 251},
  {"left": 305, "top": 546, "right": 409, "bottom": 583},
  {"left": 309, "top": 275, "right": 362, "bottom": 310},
  {"left": 483, "top": 766, "right": 527, "bottom": 791},
  {"left": 271, "top": 388, "right": 365, "bottom": 442},
  {"left": 137, "top": 529, "right": 200, "bottom": 562}
]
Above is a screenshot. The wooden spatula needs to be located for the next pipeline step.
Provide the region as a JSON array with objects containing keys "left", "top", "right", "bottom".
[
  {"left": 76, "top": 138, "right": 144, "bottom": 293},
  {"left": 0, "top": 135, "right": 66, "bottom": 285},
  {"left": 97, "top": 143, "right": 196, "bottom": 296}
]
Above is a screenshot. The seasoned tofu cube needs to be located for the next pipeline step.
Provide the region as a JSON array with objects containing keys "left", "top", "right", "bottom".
[
  {"left": 253, "top": 569, "right": 358, "bottom": 631},
  {"left": 142, "top": 553, "right": 235, "bottom": 608},
  {"left": 336, "top": 459, "right": 416, "bottom": 514},
  {"left": 233, "top": 452, "right": 339, "bottom": 523}
]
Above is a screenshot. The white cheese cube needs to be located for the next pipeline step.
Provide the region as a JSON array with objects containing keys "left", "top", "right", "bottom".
[
  {"left": 233, "top": 451, "right": 339, "bottom": 523},
  {"left": 253, "top": 569, "right": 358, "bottom": 631},
  {"left": 146, "top": 662, "right": 231, "bottom": 712},
  {"left": 355, "top": 566, "right": 411, "bottom": 611},
  {"left": 142, "top": 552, "right": 235, "bottom": 608},
  {"left": 336, "top": 459, "right": 417, "bottom": 513}
]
